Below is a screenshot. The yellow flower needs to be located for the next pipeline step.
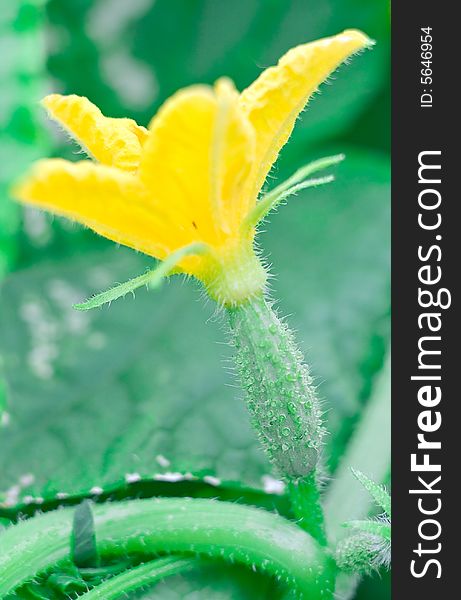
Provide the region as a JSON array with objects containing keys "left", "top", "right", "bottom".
[{"left": 13, "top": 30, "right": 372, "bottom": 306}]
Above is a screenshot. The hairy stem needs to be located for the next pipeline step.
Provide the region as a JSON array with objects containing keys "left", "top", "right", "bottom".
[
  {"left": 80, "top": 557, "right": 197, "bottom": 598},
  {"left": 0, "top": 497, "right": 335, "bottom": 599},
  {"left": 288, "top": 471, "right": 327, "bottom": 545}
]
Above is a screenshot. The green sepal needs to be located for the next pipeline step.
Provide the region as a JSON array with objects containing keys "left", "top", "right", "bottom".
[
  {"left": 351, "top": 468, "right": 391, "bottom": 518},
  {"left": 73, "top": 242, "right": 208, "bottom": 311},
  {"left": 243, "top": 154, "right": 344, "bottom": 229}
]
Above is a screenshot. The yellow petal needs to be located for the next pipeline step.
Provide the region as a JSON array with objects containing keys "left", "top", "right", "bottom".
[
  {"left": 140, "top": 82, "right": 255, "bottom": 245},
  {"left": 13, "top": 159, "right": 176, "bottom": 258},
  {"left": 239, "top": 29, "right": 373, "bottom": 198},
  {"left": 212, "top": 78, "right": 257, "bottom": 230},
  {"left": 42, "top": 94, "right": 148, "bottom": 172}
]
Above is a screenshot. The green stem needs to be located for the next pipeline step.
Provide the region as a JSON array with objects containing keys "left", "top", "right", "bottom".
[
  {"left": 0, "top": 498, "right": 334, "bottom": 599},
  {"left": 288, "top": 471, "right": 327, "bottom": 546},
  {"left": 80, "top": 557, "right": 197, "bottom": 598},
  {"left": 324, "top": 352, "right": 390, "bottom": 598}
]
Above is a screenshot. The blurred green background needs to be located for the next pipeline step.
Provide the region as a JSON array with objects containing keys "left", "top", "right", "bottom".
[{"left": 0, "top": 1, "right": 390, "bottom": 598}]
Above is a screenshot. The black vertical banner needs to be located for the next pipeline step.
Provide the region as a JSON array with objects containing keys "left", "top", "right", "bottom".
[{"left": 392, "top": 2, "right": 456, "bottom": 598}]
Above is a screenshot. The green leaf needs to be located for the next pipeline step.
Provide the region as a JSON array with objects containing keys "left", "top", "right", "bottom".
[
  {"left": 0, "top": 250, "right": 271, "bottom": 507},
  {"left": 0, "top": 152, "right": 389, "bottom": 509}
]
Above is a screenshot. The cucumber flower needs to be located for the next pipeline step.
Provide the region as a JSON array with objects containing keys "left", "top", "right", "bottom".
[{"left": 14, "top": 30, "right": 372, "bottom": 307}]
